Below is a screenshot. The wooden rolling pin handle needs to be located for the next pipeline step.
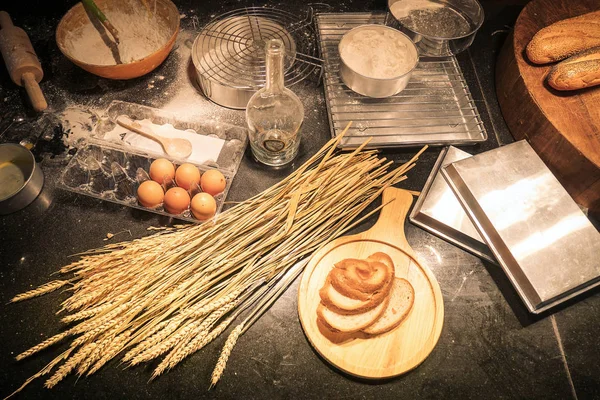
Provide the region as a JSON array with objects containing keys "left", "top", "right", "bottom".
[
  {"left": 0, "top": 11, "right": 14, "bottom": 29},
  {"left": 22, "top": 72, "right": 47, "bottom": 111}
]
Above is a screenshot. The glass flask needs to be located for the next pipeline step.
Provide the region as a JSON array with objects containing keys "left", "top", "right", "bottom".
[{"left": 246, "top": 39, "right": 304, "bottom": 166}]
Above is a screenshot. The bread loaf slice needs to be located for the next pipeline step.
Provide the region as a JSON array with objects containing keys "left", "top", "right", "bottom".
[
  {"left": 362, "top": 278, "right": 415, "bottom": 335},
  {"left": 547, "top": 46, "right": 600, "bottom": 90},
  {"left": 526, "top": 10, "right": 600, "bottom": 64},
  {"left": 319, "top": 277, "right": 389, "bottom": 314},
  {"left": 317, "top": 295, "right": 390, "bottom": 333},
  {"left": 330, "top": 254, "right": 395, "bottom": 300}
]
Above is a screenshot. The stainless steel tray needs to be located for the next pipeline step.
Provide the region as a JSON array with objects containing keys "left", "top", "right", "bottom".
[
  {"left": 410, "top": 146, "right": 496, "bottom": 263},
  {"left": 442, "top": 140, "right": 600, "bottom": 313},
  {"left": 315, "top": 12, "right": 487, "bottom": 149}
]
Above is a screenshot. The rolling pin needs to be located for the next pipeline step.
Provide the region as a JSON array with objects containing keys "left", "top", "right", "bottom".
[{"left": 0, "top": 11, "right": 47, "bottom": 111}]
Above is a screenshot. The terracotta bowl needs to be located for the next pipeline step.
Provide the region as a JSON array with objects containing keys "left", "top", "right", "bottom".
[{"left": 56, "top": 0, "right": 179, "bottom": 80}]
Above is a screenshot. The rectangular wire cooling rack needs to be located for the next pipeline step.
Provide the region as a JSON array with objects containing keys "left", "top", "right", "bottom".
[{"left": 316, "top": 12, "right": 488, "bottom": 148}]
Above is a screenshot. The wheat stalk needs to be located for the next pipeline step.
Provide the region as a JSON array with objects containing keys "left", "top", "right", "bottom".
[
  {"left": 129, "top": 319, "right": 202, "bottom": 366},
  {"left": 11, "top": 280, "right": 70, "bottom": 303},
  {"left": 183, "top": 287, "right": 245, "bottom": 318},
  {"left": 209, "top": 322, "right": 245, "bottom": 389},
  {"left": 15, "top": 329, "right": 75, "bottom": 361},
  {"left": 5, "top": 349, "right": 73, "bottom": 399},
  {"left": 45, "top": 344, "right": 95, "bottom": 388},
  {"left": 152, "top": 298, "right": 242, "bottom": 378},
  {"left": 121, "top": 319, "right": 174, "bottom": 363},
  {"left": 61, "top": 300, "right": 119, "bottom": 324},
  {"left": 168, "top": 316, "right": 234, "bottom": 373},
  {"left": 87, "top": 330, "right": 133, "bottom": 375}
]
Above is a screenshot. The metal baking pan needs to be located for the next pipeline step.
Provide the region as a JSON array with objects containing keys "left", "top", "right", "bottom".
[
  {"left": 410, "top": 146, "right": 495, "bottom": 263},
  {"left": 442, "top": 140, "right": 600, "bottom": 313}
]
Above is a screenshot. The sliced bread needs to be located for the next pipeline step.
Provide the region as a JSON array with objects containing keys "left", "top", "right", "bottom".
[
  {"left": 362, "top": 278, "right": 414, "bottom": 335},
  {"left": 317, "top": 294, "right": 390, "bottom": 333},
  {"left": 330, "top": 256, "right": 395, "bottom": 300},
  {"left": 319, "top": 277, "right": 388, "bottom": 314},
  {"left": 366, "top": 252, "right": 394, "bottom": 270}
]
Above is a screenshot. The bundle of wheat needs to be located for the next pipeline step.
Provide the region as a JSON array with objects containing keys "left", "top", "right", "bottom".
[{"left": 8, "top": 125, "right": 425, "bottom": 395}]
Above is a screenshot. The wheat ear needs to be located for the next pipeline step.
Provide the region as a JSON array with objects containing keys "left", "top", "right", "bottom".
[
  {"left": 152, "top": 300, "right": 239, "bottom": 378},
  {"left": 16, "top": 329, "right": 75, "bottom": 361},
  {"left": 184, "top": 288, "right": 243, "bottom": 318},
  {"left": 11, "top": 280, "right": 70, "bottom": 303},
  {"left": 129, "top": 320, "right": 201, "bottom": 366},
  {"left": 173, "top": 316, "right": 233, "bottom": 371},
  {"left": 76, "top": 328, "right": 119, "bottom": 376},
  {"left": 4, "top": 349, "right": 73, "bottom": 399},
  {"left": 121, "top": 319, "right": 174, "bottom": 363},
  {"left": 45, "top": 344, "right": 95, "bottom": 388},
  {"left": 61, "top": 300, "right": 119, "bottom": 324},
  {"left": 209, "top": 322, "right": 244, "bottom": 389},
  {"left": 87, "top": 330, "right": 132, "bottom": 375}
]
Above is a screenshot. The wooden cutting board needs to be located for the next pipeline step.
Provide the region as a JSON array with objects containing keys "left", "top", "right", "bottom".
[
  {"left": 496, "top": 0, "right": 600, "bottom": 212},
  {"left": 297, "top": 188, "right": 444, "bottom": 379}
]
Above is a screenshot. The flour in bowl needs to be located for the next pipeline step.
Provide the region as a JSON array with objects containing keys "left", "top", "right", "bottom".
[
  {"left": 339, "top": 27, "right": 418, "bottom": 79},
  {"left": 64, "top": 0, "right": 172, "bottom": 65}
]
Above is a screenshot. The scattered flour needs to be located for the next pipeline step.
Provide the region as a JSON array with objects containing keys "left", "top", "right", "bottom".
[
  {"left": 64, "top": 0, "right": 172, "bottom": 65},
  {"left": 339, "top": 28, "right": 417, "bottom": 79}
]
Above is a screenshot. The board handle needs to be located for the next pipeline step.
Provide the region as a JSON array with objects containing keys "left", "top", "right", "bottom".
[{"left": 368, "top": 187, "right": 414, "bottom": 249}]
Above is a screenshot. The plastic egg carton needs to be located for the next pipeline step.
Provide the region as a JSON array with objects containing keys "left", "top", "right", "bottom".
[{"left": 59, "top": 101, "right": 248, "bottom": 222}]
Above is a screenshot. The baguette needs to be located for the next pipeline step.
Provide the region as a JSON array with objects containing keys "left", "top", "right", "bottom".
[
  {"left": 547, "top": 46, "right": 600, "bottom": 90},
  {"left": 526, "top": 10, "right": 600, "bottom": 64}
]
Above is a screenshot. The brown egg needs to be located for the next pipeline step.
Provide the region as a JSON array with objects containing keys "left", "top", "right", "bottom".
[
  {"left": 149, "top": 158, "right": 175, "bottom": 184},
  {"left": 191, "top": 192, "right": 217, "bottom": 220},
  {"left": 200, "top": 169, "right": 227, "bottom": 196},
  {"left": 137, "top": 180, "right": 164, "bottom": 208},
  {"left": 163, "top": 187, "right": 190, "bottom": 214},
  {"left": 175, "top": 163, "right": 201, "bottom": 190}
]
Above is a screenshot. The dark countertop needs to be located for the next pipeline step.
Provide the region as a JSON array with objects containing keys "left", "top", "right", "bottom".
[{"left": 1, "top": 1, "right": 599, "bottom": 399}]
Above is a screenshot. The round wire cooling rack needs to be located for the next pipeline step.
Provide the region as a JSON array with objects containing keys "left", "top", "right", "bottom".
[{"left": 191, "top": 6, "right": 323, "bottom": 109}]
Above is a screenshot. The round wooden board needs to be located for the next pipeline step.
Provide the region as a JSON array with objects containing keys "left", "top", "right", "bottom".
[
  {"left": 496, "top": 0, "right": 600, "bottom": 211},
  {"left": 297, "top": 188, "right": 444, "bottom": 379}
]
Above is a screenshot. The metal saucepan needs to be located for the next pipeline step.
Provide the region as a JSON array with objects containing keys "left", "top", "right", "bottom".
[
  {"left": 0, "top": 143, "right": 44, "bottom": 215},
  {"left": 388, "top": 0, "right": 484, "bottom": 57},
  {"left": 338, "top": 25, "right": 419, "bottom": 98}
]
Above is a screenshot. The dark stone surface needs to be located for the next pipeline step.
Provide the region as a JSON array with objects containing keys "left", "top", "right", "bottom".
[{"left": 0, "top": 0, "right": 596, "bottom": 399}]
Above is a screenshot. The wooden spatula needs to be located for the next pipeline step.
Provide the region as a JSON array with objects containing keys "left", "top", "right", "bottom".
[{"left": 116, "top": 116, "right": 192, "bottom": 159}]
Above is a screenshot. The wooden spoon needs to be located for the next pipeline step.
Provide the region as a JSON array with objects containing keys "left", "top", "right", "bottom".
[{"left": 116, "top": 116, "right": 192, "bottom": 159}]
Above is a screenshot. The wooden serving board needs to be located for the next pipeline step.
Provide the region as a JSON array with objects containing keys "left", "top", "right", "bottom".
[
  {"left": 297, "top": 188, "right": 444, "bottom": 379},
  {"left": 496, "top": 0, "right": 600, "bottom": 212}
]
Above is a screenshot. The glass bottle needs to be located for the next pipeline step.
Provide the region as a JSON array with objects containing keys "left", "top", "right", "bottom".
[{"left": 246, "top": 39, "right": 304, "bottom": 166}]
